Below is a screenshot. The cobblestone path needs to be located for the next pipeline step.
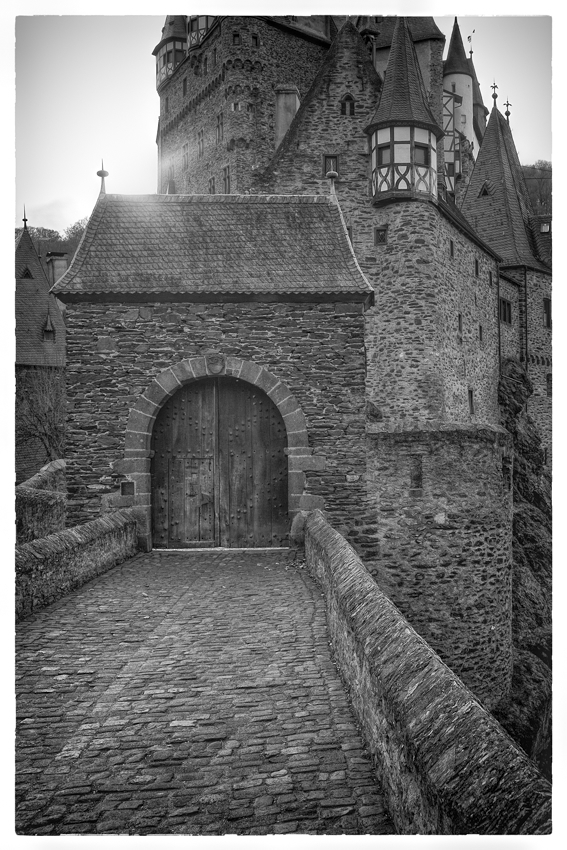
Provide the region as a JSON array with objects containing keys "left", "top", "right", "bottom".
[{"left": 16, "top": 550, "right": 395, "bottom": 836}]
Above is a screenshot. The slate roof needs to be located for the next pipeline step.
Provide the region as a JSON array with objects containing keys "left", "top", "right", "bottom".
[
  {"left": 368, "top": 16, "right": 444, "bottom": 49},
  {"left": 460, "top": 106, "right": 550, "bottom": 272},
  {"left": 365, "top": 17, "right": 443, "bottom": 138},
  {"left": 16, "top": 228, "right": 66, "bottom": 367},
  {"left": 53, "top": 194, "right": 374, "bottom": 301},
  {"left": 444, "top": 18, "right": 471, "bottom": 76},
  {"left": 153, "top": 15, "right": 187, "bottom": 54}
]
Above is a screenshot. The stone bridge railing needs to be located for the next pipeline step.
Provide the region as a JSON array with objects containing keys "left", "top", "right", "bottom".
[
  {"left": 16, "top": 510, "right": 138, "bottom": 622},
  {"left": 16, "top": 459, "right": 67, "bottom": 544},
  {"left": 304, "top": 510, "right": 551, "bottom": 835}
]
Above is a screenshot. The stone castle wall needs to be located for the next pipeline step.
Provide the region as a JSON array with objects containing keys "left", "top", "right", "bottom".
[
  {"left": 158, "top": 17, "right": 328, "bottom": 195},
  {"left": 499, "top": 274, "right": 520, "bottom": 362},
  {"left": 305, "top": 510, "right": 551, "bottom": 834},
  {"left": 64, "top": 300, "right": 376, "bottom": 555},
  {"left": 366, "top": 427, "right": 513, "bottom": 708},
  {"left": 525, "top": 269, "right": 552, "bottom": 459}
]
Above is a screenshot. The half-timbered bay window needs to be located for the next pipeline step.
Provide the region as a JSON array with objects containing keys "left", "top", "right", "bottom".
[{"left": 370, "top": 126, "right": 438, "bottom": 200}]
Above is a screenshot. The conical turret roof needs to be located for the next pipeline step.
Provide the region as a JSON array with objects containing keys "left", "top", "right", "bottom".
[
  {"left": 365, "top": 17, "right": 442, "bottom": 138},
  {"left": 153, "top": 15, "right": 186, "bottom": 54},
  {"left": 461, "top": 106, "right": 549, "bottom": 271},
  {"left": 444, "top": 18, "right": 472, "bottom": 76}
]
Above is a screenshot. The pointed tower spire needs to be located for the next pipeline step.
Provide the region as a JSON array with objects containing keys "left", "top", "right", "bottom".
[
  {"left": 445, "top": 17, "right": 471, "bottom": 76},
  {"left": 97, "top": 160, "right": 109, "bottom": 195},
  {"left": 22, "top": 206, "right": 28, "bottom": 230},
  {"left": 366, "top": 17, "right": 442, "bottom": 138},
  {"left": 365, "top": 17, "right": 442, "bottom": 203}
]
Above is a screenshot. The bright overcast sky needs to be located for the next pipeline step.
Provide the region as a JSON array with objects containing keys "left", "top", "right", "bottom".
[{"left": 12, "top": 3, "right": 553, "bottom": 234}]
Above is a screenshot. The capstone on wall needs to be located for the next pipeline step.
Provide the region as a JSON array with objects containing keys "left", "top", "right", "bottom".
[
  {"left": 366, "top": 427, "right": 513, "bottom": 708},
  {"left": 64, "top": 300, "right": 376, "bottom": 555},
  {"left": 158, "top": 17, "right": 328, "bottom": 195}
]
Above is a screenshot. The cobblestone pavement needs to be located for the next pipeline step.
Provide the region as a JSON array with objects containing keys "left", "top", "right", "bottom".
[{"left": 16, "top": 549, "right": 395, "bottom": 836}]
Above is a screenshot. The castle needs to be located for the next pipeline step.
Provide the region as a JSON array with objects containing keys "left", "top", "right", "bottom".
[{"left": 52, "top": 15, "right": 551, "bottom": 715}]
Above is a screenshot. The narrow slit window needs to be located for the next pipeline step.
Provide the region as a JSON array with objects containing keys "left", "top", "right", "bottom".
[
  {"left": 468, "top": 389, "right": 475, "bottom": 415},
  {"left": 450, "top": 239, "right": 454, "bottom": 258},
  {"left": 410, "top": 455, "right": 423, "bottom": 491},
  {"left": 546, "top": 373, "right": 552, "bottom": 397},
  {"left": 499, "top": 298, "right": 512, "bottom": 325},
  {"left": 475, "top": 258, "right": 479, "bottom": 277},
  {"left": 543, "top": 297, "right": 551, "bottom": 328}
]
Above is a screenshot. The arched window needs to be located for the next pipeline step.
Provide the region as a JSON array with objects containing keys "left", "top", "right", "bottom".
[{"left": 341, "top": 94, "right": 355, "bottom": 116}]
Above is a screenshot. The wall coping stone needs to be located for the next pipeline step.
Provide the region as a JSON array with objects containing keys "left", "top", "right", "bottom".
[{"left": 304, "top": 510, "right": 551, "bottom": 835}]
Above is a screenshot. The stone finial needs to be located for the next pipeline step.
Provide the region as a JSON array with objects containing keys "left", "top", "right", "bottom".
[{"left": 326, "top": 170, "right": 338, "bottom": 195}]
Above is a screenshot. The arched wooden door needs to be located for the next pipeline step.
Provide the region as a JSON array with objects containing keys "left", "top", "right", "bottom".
[{"left": 151, "top": 377, "right": 288, "bottom": 548}]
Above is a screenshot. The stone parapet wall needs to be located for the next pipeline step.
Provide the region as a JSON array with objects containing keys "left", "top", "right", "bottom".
[
  {"left": 304, "top": 510, "right": 551, "bottom": 835},
  {"left": 16, "top": 459, "right": 67, "bottom": 544},
  {"left": 366, "top": 426, "right": 513, "bottom": 707},
  {"left": 16, "top": 510, "right": 138, "bottom": 621}
]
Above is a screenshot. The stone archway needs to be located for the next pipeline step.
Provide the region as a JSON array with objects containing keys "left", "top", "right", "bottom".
[{"left": 120, "top": 353, "right": 321, "bottom": 550}]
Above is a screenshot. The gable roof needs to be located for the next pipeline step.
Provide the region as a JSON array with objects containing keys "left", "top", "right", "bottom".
[
  {"left": 255, "top": 21, "right": 383, "bottom": 189},
  {"left": 52, "top": 193, "right": 374, "bottom": 303},
  {"left": 366, "top": 16, "right": 444, "bottom": 49},
  {"left": 365, "top": 17, "right": 443, "bottom": 138},
  {"left": 460, "top": 106, "right": 550, "bottom": 272},
  {"left": 16, "top": 228, "right": 66, "bottom": 367}
]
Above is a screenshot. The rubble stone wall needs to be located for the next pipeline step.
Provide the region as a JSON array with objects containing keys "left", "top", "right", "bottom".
[{"left": 304, "top": 509, "right": 551, "bottom": 835}]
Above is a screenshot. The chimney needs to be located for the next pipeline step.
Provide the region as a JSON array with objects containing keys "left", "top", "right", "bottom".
[
  {"left": 274, "top": 85, "right": 300, "bottom": 149},
  {"left": 45, "top": 252, "right": 68, "bottom": 287}
]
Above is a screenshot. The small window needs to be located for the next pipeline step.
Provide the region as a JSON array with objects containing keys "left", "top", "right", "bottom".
[
  {"left": 410, "top": 455, "right": 423, "bottom": 492},
  {"left": 223, "top": 165, "right": 230, "bottom": 194},
  {"left": 546, "top": 373, "right": 552, "bottom": 397},
  {"left": 216, "top": 112, "right": 224, "bottom": 143},
  {"left": 197, "top": 129, "right": 204, "bottom": 158},
  {"left": 540, "top": 222, "right": 550, "bottom": 233},
  {"left": 374, "top": 227, "right": 388, "bottom": 246},
  {"left": 479, "top": 324, "right": 483, "bottom": 344},
  {"left": 468, "top": 389, "right": 475, "bottom": 415},
  {"left": 183, "top": 77, "right": 187, "bottom": 96},
  {"left": 121, "top": 481, "right": 135, "bottom": 497},
  {"left": 341, "top": 94, "right": 355, "bottom": 116},
  {"left": 450, "top": 239, "right": 454, "bottom": 258},
  {"left": 231, "top": 102, "right": 240, "bottom": 112},
  {"left": 323, "top": 155, "right": 339, "bottom": 176},
  {"left": 251, "top": 34, "right": 259, "bottom": 47},
  {"left": 414, "top": 144, "right": 429, "bottom": 166},
  {"left": 377, "top": 144, "right": 391, "bottom": 166},
  {"left": 208, "top": 176, "right": 215, "bottom": 194},
  {"left": 489, "top": 270, "right": 493, "bottom": 286},
  {"left": 543, "top": 297, "right": 551, "bottom": 328},
  {"left": 182, "top": 142, "right": 189, "bottom": 170},
  {"left": 43, "top": 328, "right": 55, "bottom": 343},
  {"left": 475, "top": 258, "right": 479, "bottom": 277},
  {"left": 451, "top": 82, "right": 456, "bottom": 93},
  {"left": 232, "top": 32, "right": 241, "bottom": 45},
  {"left": 499, "top": 297, "right": 512, "bottom": 325},
  {"left": 458, "top": 313, "right": 463, "bottom": 333}
]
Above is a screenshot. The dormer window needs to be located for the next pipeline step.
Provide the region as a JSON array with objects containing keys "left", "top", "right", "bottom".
[
  {"left": 341, "top": 94, "right": 355, "bottom": 116},
  {"left": 540, "top": 222, "right": 550, "bottom": 233},
  {"left": 43, "top": 314, "right": 55, "bottom": 343},
  {"left": 21, "top": 267, "right": 33, "bottom": 279}
]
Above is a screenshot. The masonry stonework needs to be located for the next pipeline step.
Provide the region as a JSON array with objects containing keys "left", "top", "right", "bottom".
[{"left": 64, "top": 300, "right": 375, "bottom": 555}]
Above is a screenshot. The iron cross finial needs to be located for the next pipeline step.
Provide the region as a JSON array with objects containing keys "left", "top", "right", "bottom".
[
  {"left": 504, "top": 99, "right": 512, "bottom": 121},
  {"left": 491, "top": 82, "right": 498, "bottom": 103}
]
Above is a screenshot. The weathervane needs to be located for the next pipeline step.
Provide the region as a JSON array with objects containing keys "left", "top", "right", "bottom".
[
  {"left": 22, "top": 205, "right": 28, "bottom": 231},
  {"left": 97, "top": 160, "right": 109, "bottom": 195},
  {"left": 467, "top": 29, "right": 475, "bottom": 57},
  {"left": 504, "top": 99, "right": 512, "bottom": 122},
  {"left": 491, "top": 82, "right": 498, "bottom": 103}
]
